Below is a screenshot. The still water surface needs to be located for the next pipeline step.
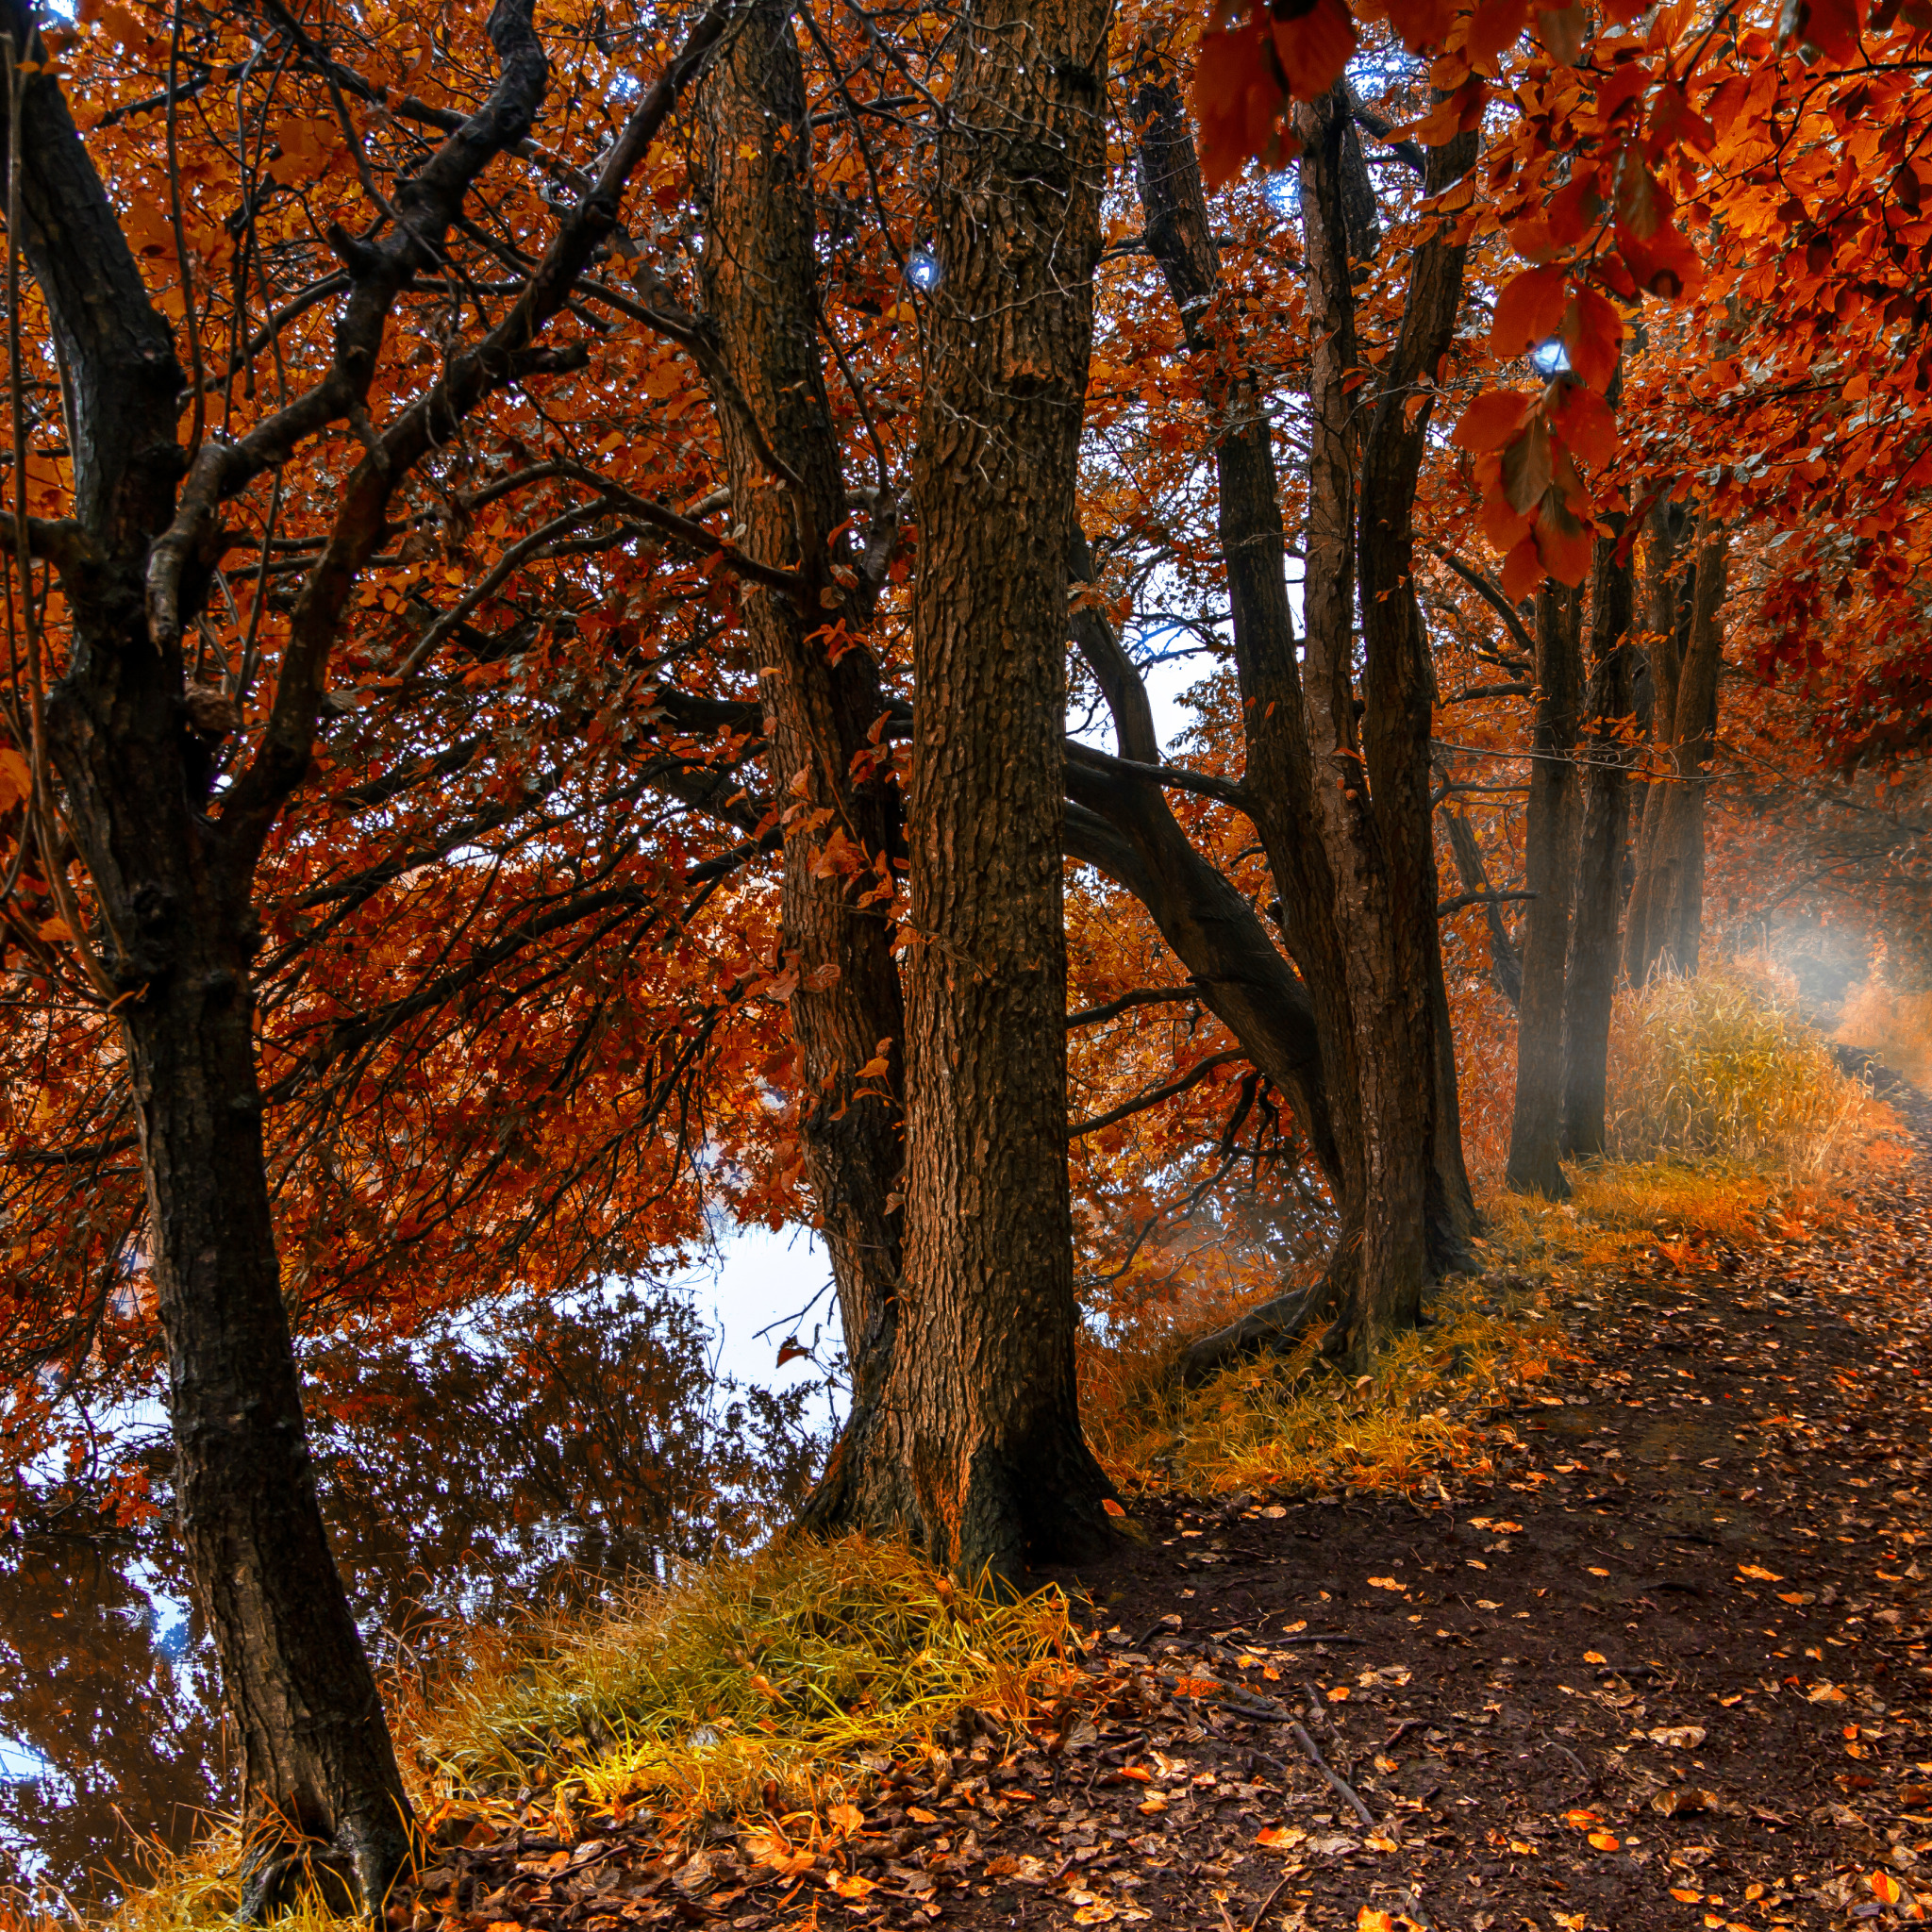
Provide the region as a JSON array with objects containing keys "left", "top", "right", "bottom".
[{"left": 1, "top": 1266, "right": 835, "bottom": 1911}]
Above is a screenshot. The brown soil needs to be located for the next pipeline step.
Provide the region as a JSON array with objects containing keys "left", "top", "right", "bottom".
[{"left": 416, "top": 1093, "right": 1932, "bottom": 1932}]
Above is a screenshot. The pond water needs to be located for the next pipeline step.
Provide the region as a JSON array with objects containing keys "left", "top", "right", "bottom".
[{"left": 1, "top": 1250, "right": 838, "bottom": 1912}]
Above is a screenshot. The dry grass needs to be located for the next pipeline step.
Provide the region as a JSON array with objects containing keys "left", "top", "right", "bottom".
[
  {"left": 408, "top": 1537, "right": 1077, "bottom": 1834},
  {"left": 1086, "top": 966, "right": 1905, "bottom": 1508},
  {"left": 92, "top": 1540, "right": 1079, "bottom": 1932},
  {"left": 1087, "top": 1279, "right": 1575, "bottom": 1504},
  {"left": 1839, "top": 976, "right": 1932, "bottom": 1089},
  {"left": 1607, "top": 967, "right": 1890, "bottom": 1174}
]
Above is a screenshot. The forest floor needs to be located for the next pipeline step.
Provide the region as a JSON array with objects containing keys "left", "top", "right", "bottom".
[{"left": 399, "top": 1089, "right": 1932, "bottom": 1932}]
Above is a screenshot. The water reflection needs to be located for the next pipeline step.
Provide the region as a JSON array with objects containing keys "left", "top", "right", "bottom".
[
  {"left": 0, "top": 1517, "right": 224, "bottom": 1905},
  {"left": 2, "top": 1284, "right": 829, "bottom": 1909}
]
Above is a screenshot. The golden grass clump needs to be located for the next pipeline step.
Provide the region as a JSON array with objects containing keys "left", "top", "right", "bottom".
[
  {"left": 1838, "top": 975, "right": 1932, "bottom": 1089},
  {"left": 410, "top": 1536, "right": 1077, "bottom": 1834},
  {"left": 1607, "top": 967, "right": 1890, "bottom": 1174},
  {"left": 1087, "top": 1278, "right": 1575, "bottom": 1502}
]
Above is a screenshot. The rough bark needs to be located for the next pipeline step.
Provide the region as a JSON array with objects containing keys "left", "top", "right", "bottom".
[
  {"left": 1505, "top": 583, "right": 1584, "bottom": 1197},
  {"left": 823, "top": 0, "right": 1117, "bottom": 1578},
  {"left": 1131, "top": 58, "right": 1480, "bottom": 1372},
  {"left": 1623, "top": 517, "right": 1727, "bottom": 984},
  {"left": 691, "top": 0, "right": 908, "bottom": 1532},
  {"left": 1560, "top": 524, "right": 1639, "bottom": 1158}
]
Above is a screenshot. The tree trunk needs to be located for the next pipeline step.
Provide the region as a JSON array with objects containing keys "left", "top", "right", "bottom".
[
  {"left": 1506, "top": 582, "right": 1584, "bottom": 1196},
  {"left": 1560, "top": 524, "right": 1639, "bottom": 1158},
  {"left": 817, "top": 0, "right": 1117, "bottom": 1578},
  {"left": 1623, "top": 517, "right": 1727, "bottom": 984},
  {"left": 1131, "top": 58, "right": 1479, "bottom": 1371},
  {"left": 122, "top": 944, "right": 411, "bottom": 1916},
  {"left": 4, "top": 12, "right": 415, "bottom": 1909},
  {"left": 691, "top": 1, "right": 909, "bottom": 1531}
]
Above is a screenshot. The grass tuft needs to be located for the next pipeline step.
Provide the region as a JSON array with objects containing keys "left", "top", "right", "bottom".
[
  {"left": 1088, "top": 1278, "right": 1574, "bottom": 1503},
  {"left": 408, "top": 1536, "right": 1078, "bottom": 1837},
  {"left": 1607, "top": 967, "right": 1889, "bottom": 1174}
]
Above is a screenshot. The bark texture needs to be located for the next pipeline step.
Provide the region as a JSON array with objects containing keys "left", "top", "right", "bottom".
[
  {"left": 823, "top": 0, "right": 1117, "bottom": 1577},
  {"left": 1441, "top": 805, "right": 1523, "bottom": 1008},
  {"left": 1506, "top": 583, "right": 1583, "bottom": 1197},
  {"left": 691, "top": 1, "right": 908, "bottom": 1523},
  {"left": 1133, "top": 58, "right": 1480, "bottom": 1372},
  {"left": 1560, "top": 525, "right": 1639, "bottom": 1158},
  {"left": 1624, "top": 515, "right": 1728, "bottom": 984}
]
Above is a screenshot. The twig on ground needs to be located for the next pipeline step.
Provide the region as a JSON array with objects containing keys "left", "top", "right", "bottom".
[{"left": 1287, "top": 1720, "right": 1378, "bottom": 1831}]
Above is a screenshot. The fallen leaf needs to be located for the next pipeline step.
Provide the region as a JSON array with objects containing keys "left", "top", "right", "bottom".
[
  {"left": 1648, "top": 1725, "right": 1707, "bottom": 1749},
  {"left": 1588, "top": 1830, "right": 1620, "bottom": 1851},
  {"left": 828, "top": 1873, "right": 877, "bottom": 1900},
  {"left": 1257, "top": 1826, "right": 1307, "bottom": 1851},
  {"left": 1738, "top": 1563, "right": 1784, "bottom": 1582}
]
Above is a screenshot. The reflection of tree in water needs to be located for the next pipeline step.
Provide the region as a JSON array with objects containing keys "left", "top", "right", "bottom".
[
  {"left": 0, "top": 1518, "right": 224, "bottom": 1905},
  {"left": 4, "top": 1285, "right": 824, "bottom": 1906},
  {"left": 308, "top": 1285, "right": 827, "bottom": 1651}
]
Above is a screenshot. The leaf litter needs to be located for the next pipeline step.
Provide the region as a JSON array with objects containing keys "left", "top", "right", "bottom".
[{"left": 270, "top": 1075, "right": 1932, "bottom": 1932}]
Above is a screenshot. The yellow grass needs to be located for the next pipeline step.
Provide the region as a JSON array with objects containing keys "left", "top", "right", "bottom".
[
  {"left": 1607, "top": 967, "right": 1893, "bottom": 1174},
  {"left": 1088, "top": 965, "right": 1904, "bottom": 1507},
  {"left": 1838, "top": 975, "right": 1932, "bottom": 1089},
  {"left": 90, "top": 1539, "right": 1078, "bottom": 1932},
  {"left": 1087, "top": 1277, "right": 1574, "bottom": 1503},
  {"left": 408, "top": 1536, "right": 1076, "bottom": 1832}
]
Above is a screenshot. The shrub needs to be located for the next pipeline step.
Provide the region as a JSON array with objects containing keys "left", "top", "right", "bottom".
[{"left": 1607, "top": 967, "right": 1887, "bottom": 1174}]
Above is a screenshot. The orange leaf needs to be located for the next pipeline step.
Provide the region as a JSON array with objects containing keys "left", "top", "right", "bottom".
[
  {"left": 1464, "top": 0, "right": 1532, "bottom": 69},
  {"left": 1491, "top": 264, "right": 1570, "bottom": 358},
  {"left": 1533, "top": 484, "right": 1594, "bottom": 586},
  {"left": 829, "top": 1873, "right": 877, "bottom": 1899},
  {"left": 1562, "top": 286, "right": 1624, "bottom": 391},
  {"left": 1102, "top": 1497, "right": 1126, "bottom": 1517},
  {"left": 1873, "top": 1871, "right": 1906, "bottom": 1906},
  {"left": 1374, "top": 0, "right": 1458, "bottom": 50},
  {"left": 1451, "top": 388, "right": 1534, "bottom": 453},
  {"left": 1545, "top": 169, "right": 1605, "bottom": 246},
  {"left": 1500, "top": 533, "right": 1543, "bottom": 602},
  {"left": 1646, "top": 79, "right": 1717, "bottom": 156},
  {"left": 1616, "top": 217, "right": 1702, "bottom": 301},
  {"left": 1784, "top": 0, "right": 1865, "bottom": 59},
  {"left": 1410, "top": 75, "right": 1486, "bottom": 145},
  {"left": 1271, "top": 0, "right": 1359, "bottom": 102},
  {"left": 1548, "top": 380, "right": 1618, "bottom": 468},
  {"left": 1191, "top": 19, "right": 1286, "bottom": 193},
  {"left": 1538, "top": 2, "right": 1586, "bottom": 59}
]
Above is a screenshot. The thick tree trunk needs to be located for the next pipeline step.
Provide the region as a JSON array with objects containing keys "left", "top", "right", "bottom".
[
  {"left": 691, "top": 1, "right": 908, "bottom": 1529},
  {"left": 1131, "top": 60, "right": 1478, "bottom": 1372},
  {"left": 820, "top": 0, "right": 1117, "bottom": 1578},
  {"left": 122, "top": 946, "right": 411, "bottom": 1916},
  {"left": 1506, "top": 583, "right": 1584, "bottom": 1197},
  {"left": 1624, "top": 518, "right": 1727, "bottom": 984},
  {"left": 1560, "top": 525, "right": 1639, "bottom": 1158},
  {"left": 5, "top": 11, "right": 414, "bottom": 1909}
]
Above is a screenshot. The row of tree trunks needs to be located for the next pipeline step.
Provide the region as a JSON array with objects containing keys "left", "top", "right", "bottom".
[
  {"left": 1132, "top": 57, "right": 1479, "bottom": 1371},
  {"left": 1624, "top": 509, "right": 1729, "bottom": 984},
  {"left": 1505, "top": 584, "right": 1584, "bottom": 1197}
]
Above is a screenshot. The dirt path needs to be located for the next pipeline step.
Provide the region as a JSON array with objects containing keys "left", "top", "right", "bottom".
[{"left": 418, "top": 1090, "right": 1932, "bottom": 1932}]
